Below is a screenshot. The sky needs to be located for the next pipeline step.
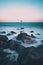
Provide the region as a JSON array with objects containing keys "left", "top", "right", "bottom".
[{"left": 0, "top": 0, "right": 43, "bottom": 22}]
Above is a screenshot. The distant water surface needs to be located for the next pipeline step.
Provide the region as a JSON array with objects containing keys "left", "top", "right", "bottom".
[{"left": 0, "top": 22, "right": 43, "bottom": 28}]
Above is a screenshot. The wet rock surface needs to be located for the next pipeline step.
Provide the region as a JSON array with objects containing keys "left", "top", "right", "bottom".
[
  {"left": 0, "top": 35, "right": 8, "bottom": 42},
  {"left": 31, "top": 34, "right": 36, "bottom": 38},
  {"left": 17, "top": 33, "right": 37, "bottom": 44},
  {"left": 10, "top": 31, "right": 16, "bottom": 34},
  {"left": 21, "top": 27, "right": 24, "bottom": 29},
  {"left": 0, "top": 31, "right": 6, "bottom": 34},
  {"left": 18, "top": 46, "right": 43, "bottom": 65},
  {"left": 0, "top": 35, "right": 43, "bottom": 65},
  {"left": 7, "top": 31, "right": 16, "bottom": 36},
  {"left": 7, "top": 33, "right": 12, "bottom": 36},
  {"left": 30, "top": 30, "right": 34, "bottom": 33},
  {"left": 8, "top": 40, "right": 25, "bottom": 53},
  {"left": 36, "top": 33, "right": 40, "bottom": 35},
  {"left": 41, "top": 40, "right": 43, "bottom": 43}
]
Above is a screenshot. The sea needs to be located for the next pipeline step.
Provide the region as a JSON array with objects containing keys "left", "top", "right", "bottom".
[{"left": 0, "top": 22, "right": 43, "bottom": 47}]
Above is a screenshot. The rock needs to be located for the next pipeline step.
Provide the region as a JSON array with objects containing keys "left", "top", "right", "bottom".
[
  {"left": 0, "top": 51, "right": 9, "bottom": 65},
  {"left": 21, "top": 27, "right": 24, "bottom": 29},
  {"left": 31, "top": 34, "right": 36, "bottom": 38},
  {"left": 17, "top": 33, "right": 37, "bottom": 44},
  {"left": 0, "top": 35, "right": 9, "bottom": 50},
  {"left": 0, "top": 31, "right": 6, "bottom": 34},
  {"left": 30, "top": 30, "right": 34, "bottom": 33},
  {"left": 37, "top": 45, "right": 43, "bottom": 54},
  {"left": 3, "top": 49, "right": 19, "bottom": 62},
  {"left": 0, "top": 35, "right": 8, "bottom": 42},
  {"left": 7, "top": 33, "right": 12, "bottom": 36},
  {"left": 0, "top": 40, "right": 43, "bottom": 65},
  {"left": 0, "top": 51, "right": 18, "bottom": 65},
  {"left": 0, "top": 41, "right": 4, "bottom": 50},
  {"left": 7, "top": 31, "right": 16, "bottom": 36},
  {"left": 8, "top": 40, "right": 25, "bottom": 54},
  {"left": 10, "top": 31, "right": 16, "bottom": 34},
  {"left": 36, "top": 33, "right": 40, "bottom": 35},
  {"left": 17, "top": 33, "right": 30, "bottom": 40},
  {"left": 41, "top": 40, "right": 43, "bottom": 43},
  {"left": 0, "top": 41, "right": 9, "bottom": 50},
  {"left": 18, "top": 46, "right": 43, "bottom": 65},
  {"left": 20, "top": 31, "right": 24, "bottom": 33}
]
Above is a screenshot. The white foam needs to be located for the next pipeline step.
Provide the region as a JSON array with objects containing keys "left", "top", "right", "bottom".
[{"left": 0, "top": 26, "right": 43, "bottom": 47}]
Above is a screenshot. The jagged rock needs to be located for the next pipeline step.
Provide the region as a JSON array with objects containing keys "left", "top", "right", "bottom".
[
  {"left": 36, "top": 33, "right": 40, "bottom": 35},
  {"left": 0, "top": 31, "right": 6, "bottom": 34},
  {"left": 17, "top": 33, "right": 37, "bottom": 44},
  {"left": 31, "top": 34, "right": 36, "bottom": 38},
  {"left": 20, "top": 31, "right": 24, "bottom": 33},
  {"left": 7, "top": 33, "right": 12, "bottom": 36},
  {"left": 8, "top": 40, "right": 25, "bottom": 54},
  {"left": 17, "top": 33, "right": 30, "bottom": 41},
  {"left": 0, "top": 35, "right": 9, "bottom": 50},
  {"left": 7, "top": 31, "right": 16, "bottom": 36},
  {"left": 10, "top": 31, "right": 16, "bottom": 34},
  {"left": 37, "top": 45, "right": 43, "bottom": 55},
  {"left": 0, "top": 35, "right": 8, "bottom": 42},
  {"left": 41, "top": 40, "right": 43, "bottom": 43},
  {"left": 3, "top": 49, "right": 19, "bottom": 62},
  {"left": 30, "top": 30, "right": 34, "bottom": 33},
  {"left": 18, "top": 46, "right": 43, "bottom": 65},
  {"left": 0, "top": 50, "right": 18, "bottom": 65},
  {"left": 0, "top": 51, "right": 9, "bottom": 65},
  {"left": 0, "top": 41, "right": 9, "bottom": 50},
  {"left": 21, "top": 27, "right": 24, "bottom": 29}
]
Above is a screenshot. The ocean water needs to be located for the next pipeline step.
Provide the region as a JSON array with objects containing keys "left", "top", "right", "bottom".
[{"left": 0, "top": 22, "right": 43, "bottom": 47}]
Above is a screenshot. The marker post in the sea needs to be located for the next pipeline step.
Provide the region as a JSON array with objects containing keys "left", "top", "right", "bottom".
[
  {"left": 20, "top": 20, "right": 23, "bottom": 27},
  {"left": 20, "top": 20, "right": 22, "bottom": 23}
]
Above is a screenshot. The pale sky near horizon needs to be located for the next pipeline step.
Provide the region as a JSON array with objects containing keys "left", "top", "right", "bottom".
[{"left": 0, "top": 0, "right": 43, "bottom": 22}]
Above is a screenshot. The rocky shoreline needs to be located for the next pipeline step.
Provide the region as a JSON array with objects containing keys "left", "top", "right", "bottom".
[{"left": 0, "top": 31, "right": 43, "bottom": 65}]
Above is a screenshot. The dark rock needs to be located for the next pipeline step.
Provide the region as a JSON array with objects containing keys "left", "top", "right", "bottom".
[
  {"left": 41, "top": 40, "right": 43, "bottom": 43},
  {"left": 21, "top": 27, "right": 24, "bottom": 29},
  {"left": 20, "top": 31, "right": 23, "bottom": 33},
  {"left": 0, "top": 51, "right": 9, "bottom": 65},
  {"left": 0, "top": 31, "right": 6, "bottom": 34},
  {"left": 0, "top": 41, "right": 9, "bottom": 50},
  {"left": 17, "top": 33, "right": 30, "bottom": 40},
  {"left": 0, "top": 35, "right": 8, "bottom": 42},
  {"left": 8, "top": 40, "right": 25, "bottom": 54},
  {"left": 7, "top": 33, "right": 12, "bottom": 36},
  {"left": 3, "top": 49, "right": 19, "bottom": 62},
  {"left": 10, "top": 31, "right": 16, "bottom": 34},
  {"left": 31, "top": 34, "right": 36, "bottom": 38},
  {"left": 30, "top": 30, "right": 34, "bottom": 33},
  {"left": 37, "top": 45, "right": 43, "bottom": 55},
  {"left": 17, "top": 33, "right": 37, "bottom": 44},
  {"left": 36, "top": 33, "right": 40, "bottom": 35},
  {"left": 18, "top": 46, "right": 43, "bottom": 65},
  {"left": 0, "top": 41, "right": 4, "bottom": 50},
  {"left": 0, "top": 51, "right": 18, "bottom": 65},
  {"left": 7, "top": 31, "right": 16, "bottom": 36}
]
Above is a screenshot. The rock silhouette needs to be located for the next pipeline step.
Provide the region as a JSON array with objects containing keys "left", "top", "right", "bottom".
[
  {"left": 30, "top": 30, "right": 34, "bottom": 33},
  {"left": 7, "top": 31, "right": 16, "bottom": 36},
  {"left": 17, "top": 33, "right": 37, "bottom": 44},
  {"left": 0, "top": 35, "right": 43, "bottom": 65},
  {"left": 0, "top": 35, "right": 8, "bottom": 42},
  {"left": 0, "top": 31, "right": 6, "bottom": 34}
]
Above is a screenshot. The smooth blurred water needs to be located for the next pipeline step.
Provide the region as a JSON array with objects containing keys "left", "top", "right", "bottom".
[
  {"left": 0, "top": 22, "right": 43, "bottom": 47},
  {"left": 0, "top": 22, "right": 43, "bottom": 28}
]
